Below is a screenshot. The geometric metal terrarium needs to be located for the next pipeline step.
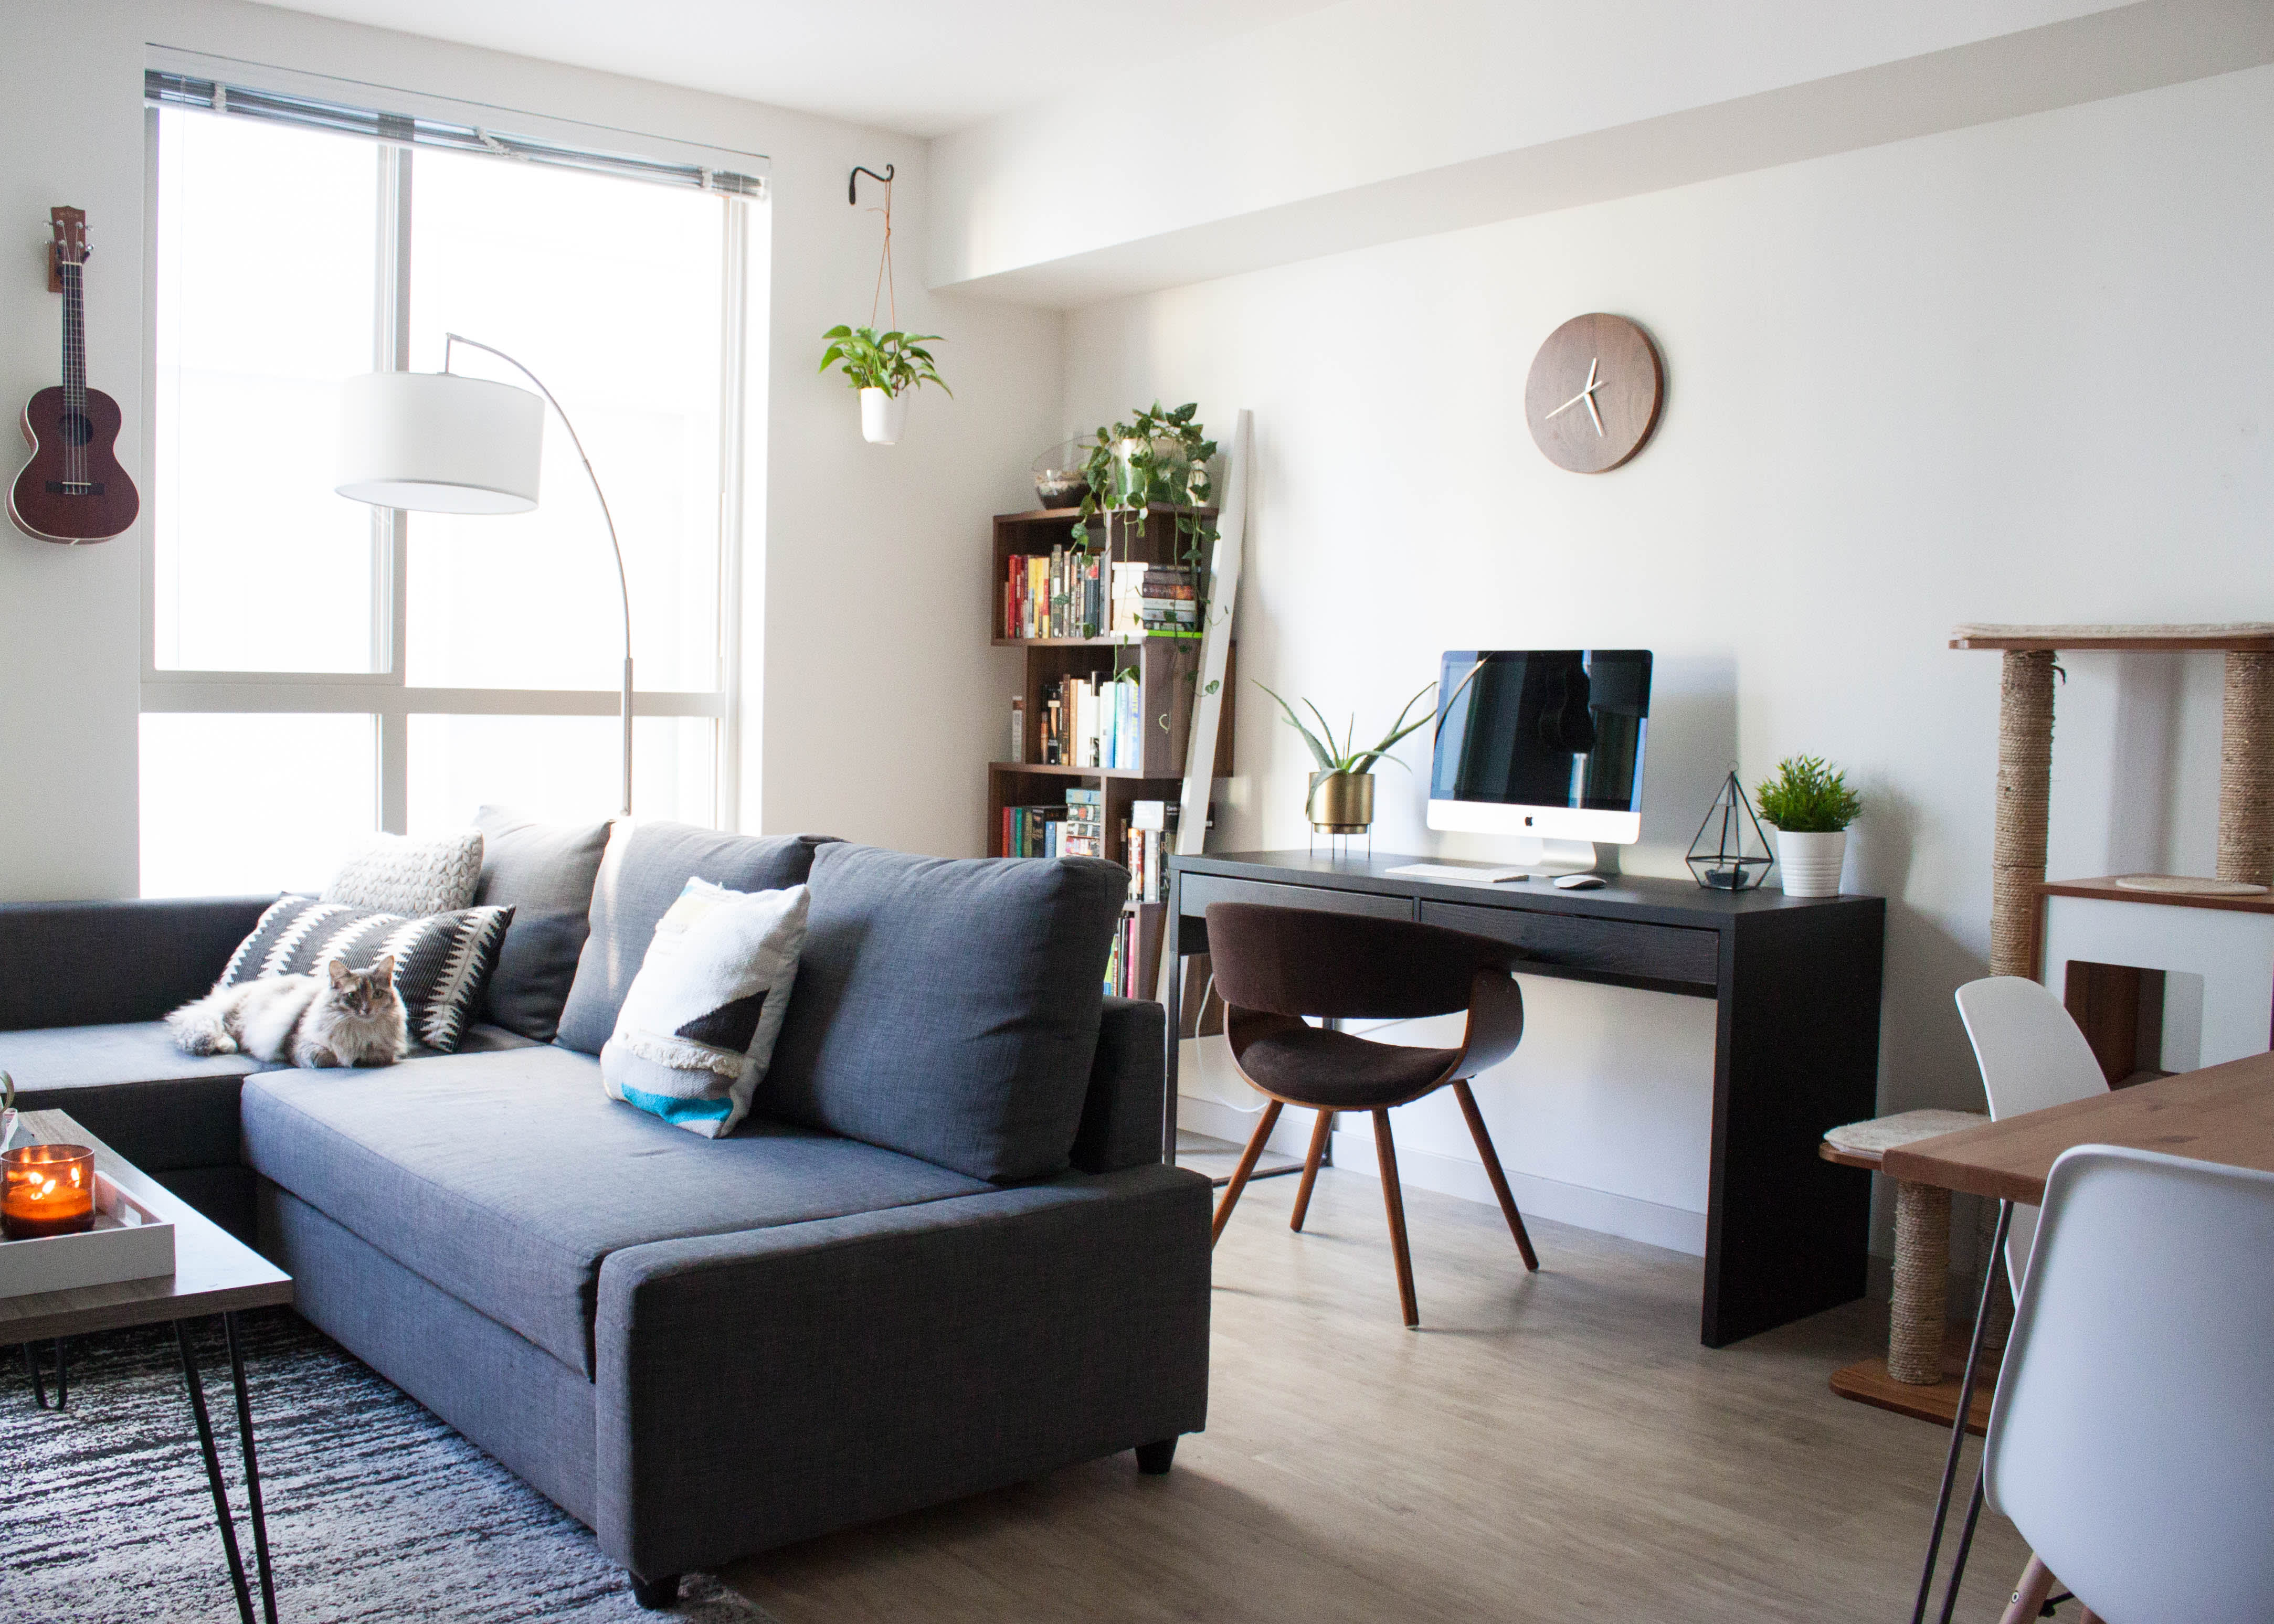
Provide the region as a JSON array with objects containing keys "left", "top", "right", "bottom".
[{"left": 1687, "top": 769, "right": 1774, "bottom": 890}]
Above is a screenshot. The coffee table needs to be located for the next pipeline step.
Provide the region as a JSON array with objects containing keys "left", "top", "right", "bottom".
[{"left": 3, "top": 1109, "right": 292, "bottom": 1624}]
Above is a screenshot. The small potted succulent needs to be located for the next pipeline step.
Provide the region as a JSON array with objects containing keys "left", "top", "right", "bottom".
[
  {"left": 1260, "top": 681, "right": 1439, "bottom": 834},
  {"left": 1754, "top": 755, "right": 1862, "bottom": 897},
  {"left": 817, "top": 325, "right": 949, "bottom": 445}
]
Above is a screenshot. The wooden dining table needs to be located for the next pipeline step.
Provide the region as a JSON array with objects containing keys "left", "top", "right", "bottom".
[{"left": 1879, "top": 1052, "right": 2274, "bottom": 1624}]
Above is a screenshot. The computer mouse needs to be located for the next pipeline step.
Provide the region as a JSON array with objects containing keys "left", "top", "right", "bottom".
[{"left": 1552, "top": 874, "right": 1607, "bottom": 890}]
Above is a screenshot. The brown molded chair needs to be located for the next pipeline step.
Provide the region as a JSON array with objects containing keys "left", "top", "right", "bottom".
[{"left": 1204, "top": 902, "right": 1539, "bottom": 1326}]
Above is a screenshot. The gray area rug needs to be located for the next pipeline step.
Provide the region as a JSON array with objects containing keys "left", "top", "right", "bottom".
[{"left": 0, "top": 1309, "right": 772, "bottom": 1623}]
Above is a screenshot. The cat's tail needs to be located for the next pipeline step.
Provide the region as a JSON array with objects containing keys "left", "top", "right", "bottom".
[{"left": 166, "top": 989, "right": 237, "bottom": 1057}]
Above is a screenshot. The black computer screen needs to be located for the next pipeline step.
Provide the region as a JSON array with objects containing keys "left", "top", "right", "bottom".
[{"left": 1430, "top": 650, "right": 1652, "bottom": 811}]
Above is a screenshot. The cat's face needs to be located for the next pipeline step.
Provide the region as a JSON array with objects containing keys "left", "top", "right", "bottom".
[{"left": 325, "top": 956, "right": 400, "bottom": 1019}]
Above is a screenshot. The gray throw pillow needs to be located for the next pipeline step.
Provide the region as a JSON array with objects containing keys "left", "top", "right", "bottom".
[
  {"left": 472, "top": 806, "right": 614, "bottom": 1044},
  {"left": 759, "top": 844, "right": 1127, "bottom": 1183},
  {"left": 553, "top": 822, "right": 834, "bottom": 1056}
]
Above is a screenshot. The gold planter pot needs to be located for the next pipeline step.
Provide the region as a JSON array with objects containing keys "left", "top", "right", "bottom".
[{"left": 1307, "top": 771, "right": 1376, "bottom": 834}]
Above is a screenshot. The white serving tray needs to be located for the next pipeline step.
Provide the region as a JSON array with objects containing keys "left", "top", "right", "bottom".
[{"left": 0, "top": 1172, "right": 176, "bottom": 1299}]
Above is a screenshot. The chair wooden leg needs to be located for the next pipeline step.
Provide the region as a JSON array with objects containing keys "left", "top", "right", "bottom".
[
  {"left": 1211, "top": 1100, "right": 1283, "bottom": 1247},
  {"left": 1289, "top": 1109, "right": 1334, "bottom": 1232},
  {"left": 1372, "top": 1109, "right": 1420, "bottom": 1327},
  {"left": 1451, "top": 1079, "right": 1539, "bottom": 1271},
  {"left": 1997, "top": 1555, "right": 2056, "bottom": 1624}
]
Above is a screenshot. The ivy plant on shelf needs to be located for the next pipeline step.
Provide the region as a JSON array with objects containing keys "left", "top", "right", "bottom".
[
  {"left": 818, "top": 325, "right": 949, "bottom": 447},
  {"left": 1069, "top": 402, "right": 1223, "bottom": 727}
]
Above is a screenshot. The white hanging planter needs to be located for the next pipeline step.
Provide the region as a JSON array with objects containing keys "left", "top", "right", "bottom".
[
  {"left": 1773, "top": 828, "right": 1848, "bottom": 897},
  {"left": 860, "top": 387, "right": 906, "bottom": 445}
]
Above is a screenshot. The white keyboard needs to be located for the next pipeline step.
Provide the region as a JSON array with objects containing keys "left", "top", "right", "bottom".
[{"left": 1383, "top": 862, "right": 1532, "bottom": 885}]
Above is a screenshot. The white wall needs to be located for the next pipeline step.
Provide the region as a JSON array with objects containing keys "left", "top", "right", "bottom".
[
  {"left": 929, "top": 0, "right": 2274, "bottom": 303},
  {"left": 0, "top": 0, "right": 1059, "bottom": 900},
  {"left": 1070, "top": 65, "right": 2274, "bottom": 1250}
]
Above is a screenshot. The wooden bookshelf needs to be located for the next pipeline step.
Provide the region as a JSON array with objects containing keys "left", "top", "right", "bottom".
[{"left": 987, "top": 504, "right": 1234, "bottom": 1003}]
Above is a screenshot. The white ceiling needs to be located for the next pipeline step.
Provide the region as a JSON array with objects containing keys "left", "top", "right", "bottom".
[{"left": 246, "top": 0, "right": 1342, "bottom": 137}]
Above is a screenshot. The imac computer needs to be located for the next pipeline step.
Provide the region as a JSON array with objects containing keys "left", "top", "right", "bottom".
[{"left": 1390, "top": 649, "right": 1652, "bottom": 884}]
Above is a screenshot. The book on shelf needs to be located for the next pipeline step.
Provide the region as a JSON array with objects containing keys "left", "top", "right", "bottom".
[
  {"left": 1003, "top": 548, "right": 1205, "bottom": 640},
  {"left": 1031, "top": 670, "right": 1143, "bottom": 770},
  {"left": 1117, "top": 803, "right": 1178, "bottom": 905}
]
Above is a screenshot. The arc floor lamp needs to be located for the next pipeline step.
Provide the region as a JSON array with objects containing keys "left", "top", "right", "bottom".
[{"left": 335, "top": 335, "right": 636, "bottom": 816}]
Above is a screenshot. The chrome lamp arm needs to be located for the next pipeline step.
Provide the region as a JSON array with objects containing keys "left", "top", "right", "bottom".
[{"left": 443, "top": 332, "right": 634, "bottom": 816}]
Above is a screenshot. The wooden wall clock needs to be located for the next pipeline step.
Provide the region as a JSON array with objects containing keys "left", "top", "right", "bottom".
[{"left": 1523, "top": 313, "right": 1664, "bottom": 474}]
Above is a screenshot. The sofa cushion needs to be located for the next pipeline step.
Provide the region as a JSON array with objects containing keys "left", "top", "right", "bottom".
[
  {"left": 555, "top": 824, "right": 831, "bottom": 1056},
  {"left": 760, "top": 845, "right": 1126, "bottom": 1183},
  {"left": 241, "top": 1045, "right": 989, "bottom": 1376},
  {"left": 0, "top": 1022, "right": 258, "bottom": 1171},
  {"left": 473, "top": 805, "right": 612, "bottom": 1044}
]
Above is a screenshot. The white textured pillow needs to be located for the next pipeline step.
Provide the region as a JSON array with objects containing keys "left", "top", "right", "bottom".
[
  {"left": 601, "top": 877, "right": 809, "bottom": 1138},
  {"left": 325, "top": 829, "right": 484, "bottom": 916}
]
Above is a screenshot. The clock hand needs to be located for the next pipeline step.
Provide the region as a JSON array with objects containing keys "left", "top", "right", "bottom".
[{"left": 1545, "top": 358, "right": 1607, "bottom": 427}]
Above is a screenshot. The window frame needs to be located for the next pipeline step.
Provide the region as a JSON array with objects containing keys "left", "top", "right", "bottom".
[{"left": 138, "top": 96, "right": 754, "bottom": 842}]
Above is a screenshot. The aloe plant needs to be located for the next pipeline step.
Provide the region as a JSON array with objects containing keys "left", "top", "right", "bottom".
[{"left": 1258, "top": 681, "right": 1439, "bottom": 779}]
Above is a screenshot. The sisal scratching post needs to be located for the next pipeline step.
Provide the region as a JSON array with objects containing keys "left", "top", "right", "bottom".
[
  {"left": 1888, "top": 1180, "right": 1951, "bottom": 1385},
  {"left": 2218, "top": 651, "right": 2274, "bottom": 887},
  {"left": 1990, "top": 650, "right": 2056, "bottom": 980}
]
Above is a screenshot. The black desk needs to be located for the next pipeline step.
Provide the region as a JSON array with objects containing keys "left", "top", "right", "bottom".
[{"left": 1166, "top": 851, "right": 1886, "bottom": 1348}]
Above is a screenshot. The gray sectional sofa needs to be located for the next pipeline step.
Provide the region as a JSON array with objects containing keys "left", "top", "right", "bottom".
[{"left": 0, "top": 822, "right": 1211, "bottom": 1607}]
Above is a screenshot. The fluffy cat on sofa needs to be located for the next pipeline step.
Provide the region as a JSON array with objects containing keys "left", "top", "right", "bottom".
[{"left": 168, "top": 958, "right": 407, "bottom": 1069}]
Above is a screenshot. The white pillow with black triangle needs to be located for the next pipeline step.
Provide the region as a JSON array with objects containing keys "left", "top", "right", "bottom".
[{"left": 600, "top": 877, "right": 809, "bottom": 1138}]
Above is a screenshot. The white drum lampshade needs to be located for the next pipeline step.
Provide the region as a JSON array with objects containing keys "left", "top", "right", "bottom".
[{"left": 335, "top": 370, "right": 544, "bottom": 514}]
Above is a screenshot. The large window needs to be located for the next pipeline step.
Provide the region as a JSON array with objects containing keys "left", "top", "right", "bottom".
[{"left": 143, "top": 97, "right": 755, "bottom": 895}]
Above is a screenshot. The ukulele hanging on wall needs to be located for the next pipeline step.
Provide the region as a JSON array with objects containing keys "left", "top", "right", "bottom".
[{"left": 9, "top": 206, "right": 139, "bottom": 545}]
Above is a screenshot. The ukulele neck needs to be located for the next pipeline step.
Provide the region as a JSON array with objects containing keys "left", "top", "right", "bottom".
[{"left": 60, "top": 258, "right": 86, "bottom": 412}]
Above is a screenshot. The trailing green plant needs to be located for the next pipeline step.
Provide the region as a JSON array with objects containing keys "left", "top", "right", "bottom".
[
  {"left": 1753, "top": 755, "right": 1862, "bottom": 832},
  {"left": 1069, "top": 403, "right": 1224, "bottom": 727},
  {"left": 817, "top": 325, "right": 950, "bottom": 399}
]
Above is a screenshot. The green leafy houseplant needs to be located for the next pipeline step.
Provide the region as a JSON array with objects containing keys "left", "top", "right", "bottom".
[
  {"left": 1259, "top": 681, "right": 1441, "bottom": 826},
  {"left": 817, "top": 326, "right": 950, "bottom": 398},
  {"left": 1753, "top": 755, "right": 1862, "bottom": 832}
]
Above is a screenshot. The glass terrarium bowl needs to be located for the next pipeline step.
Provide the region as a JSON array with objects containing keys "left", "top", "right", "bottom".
[{"left": 1030, "top": 439, "right": 1093, "bottom": 511}]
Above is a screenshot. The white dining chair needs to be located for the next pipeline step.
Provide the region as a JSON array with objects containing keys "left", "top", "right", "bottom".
[
  {"left": 1952, "top": 975, "right": 2109, "bottom": 1293},
  {"left": 1984, "top": 1144, "right": 2274, "bottom": 1623}
]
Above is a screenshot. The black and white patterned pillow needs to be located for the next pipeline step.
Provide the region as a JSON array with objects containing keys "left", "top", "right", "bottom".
[{"left": 221, "top": 896, "right": 516, "bottom": 1054}]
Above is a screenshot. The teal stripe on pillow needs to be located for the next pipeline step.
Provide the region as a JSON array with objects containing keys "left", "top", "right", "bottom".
[{"left": 615, "top": 1081, "right": 735, "bottom": 1128}]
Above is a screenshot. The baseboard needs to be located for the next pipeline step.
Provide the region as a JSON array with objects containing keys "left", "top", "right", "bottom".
[
  {"left": 1179, "top": 1092, "right": 1708, "bottom": 1255},
  {"left": 1329, "top": 1129, "right": 1708, "bottom": 1257}
]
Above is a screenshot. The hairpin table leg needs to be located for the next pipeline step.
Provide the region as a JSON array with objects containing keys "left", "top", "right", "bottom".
[
  {"left": 224, "top": 1313, "right": 277, "bottom": 1624},
  {"left": 22, "top": 1341, "right": 47, "bottom": 1409},
  {"left": 1910, "top": 1199, "right": 2013, "bottom": 1624},
  {"left": 177, "top": 1320, "right": 256, "bottom": 1624},
  {"left": 52, "top": 1337, "right": 66, "bottom": 1409}
]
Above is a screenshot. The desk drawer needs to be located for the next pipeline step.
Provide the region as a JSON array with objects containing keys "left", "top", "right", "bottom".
[
  {"left": 1180, "top": 874, "right": 1413, "bottom": 922},
  {"left": 1421, "top": 899, "right": 1720, "bottom": 992}
]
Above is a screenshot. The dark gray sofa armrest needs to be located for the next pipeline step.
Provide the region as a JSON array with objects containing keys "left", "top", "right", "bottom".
[
  {"left": 594, "top": 1163, "right": 1212, "bottom": 1578},
  {"left": 0, "top": 897, "right": 275, "bottom": 1031},
  {"left": 1070, "top": 996, "right": 1166, "bottom": 1173}
]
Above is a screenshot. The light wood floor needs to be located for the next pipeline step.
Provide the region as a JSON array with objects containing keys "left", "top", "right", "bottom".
[{"left": 724, "top": 1167, "right": 2029, "bottom": 1622}]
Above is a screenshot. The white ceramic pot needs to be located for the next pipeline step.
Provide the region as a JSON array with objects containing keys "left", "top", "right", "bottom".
[
  {"left": 1774, "top": 828, "right": 1848, "bottom": 897},
  {"left": 860, "top": 387, "right": 906, "bottom": 445}
]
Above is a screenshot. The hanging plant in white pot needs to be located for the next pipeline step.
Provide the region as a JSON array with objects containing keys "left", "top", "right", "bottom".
[
  {"left": 1754, "top": 755, "right": 1862, "bottom": 898},
  {"left": 819, "top": 165, "right": 949, "bottom": 444}
]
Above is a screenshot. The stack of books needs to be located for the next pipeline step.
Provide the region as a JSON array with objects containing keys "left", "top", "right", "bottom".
[
  {"left": 1004, "top": 548, "right": 1105, "bottom": 639},
  {"left": 1138, "top": 567, "right": 1199, "bottom": 633},
  {"left": 1061, "top": 789, "right": 1104, "bottom": 857},
  {"left": 1035, "top": 672, "right": 1144, "bottom": 770}
]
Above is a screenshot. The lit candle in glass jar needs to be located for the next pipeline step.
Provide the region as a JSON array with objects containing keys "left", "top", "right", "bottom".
[{"left": 3, "top": 1143, "right": 97, "bottom": 1239}]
